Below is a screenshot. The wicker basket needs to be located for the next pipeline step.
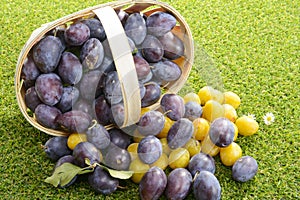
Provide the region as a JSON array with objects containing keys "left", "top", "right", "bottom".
[{"left": 15, "top": 0, "right": 194, "bottom": 136}]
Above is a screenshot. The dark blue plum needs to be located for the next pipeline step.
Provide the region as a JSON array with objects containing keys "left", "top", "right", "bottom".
[
  {"left": 193, "top": 171, "right": 221, "bottom": 200},
  {"left": 232, "top": 156, "right": 258, "bottom": 182},
  {"left": 188, "top": 153, "right": 216, "bottom": 176}
]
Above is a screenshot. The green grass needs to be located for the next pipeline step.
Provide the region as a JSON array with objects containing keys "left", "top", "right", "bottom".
[{"left": 0, "top": 0, "right": 299, "bottom": 199}]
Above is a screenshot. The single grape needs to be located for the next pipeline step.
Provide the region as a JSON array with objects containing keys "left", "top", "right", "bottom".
[
  {"left": 167, "top": 118, "right": 194, "bottom": 149},
  {"left": 139, "top": 166, "right": 167, "bottom": 200},
  {"left": 88, "top": 166, "right": 119, "bottom": 195},
  {"left": 141, "top": 82, "right": 161, "bottom": 107},
  {"left": 86, "top": 123, "right": 110, "bottom": 150},
  {"left": 35, "top": 73, "right": 63, "bottom": 106},
  {"left": 138, "top": 135, "right": 162, "bottom": 164},
  {"left": 104, "top": 71, "right": 123, "bottom": 105},
  {"left": 134, "top": 55, "right": 151, "bottom": 80},
  {"left": 109, "top": 128, "right": 132, "bottom": 149},
  {"left": 151, "top": 60, "right": 182, "bottom": 82},
  {"left": 72, "top": 141, "right": 102, "bottom": 167},
  {"left": 57, "top": 52, "right": 83, "bottom": 85},
  {"left": 81, "top": 18, "right": 106, "bottom": 41},
  {"left": 56, "top": 86, "right": 80, "bottom": 113},
  {"left": 104, "top": 145, "right": 131, "bottom": 170},
  {"left": 146, "top": 12, "right": 176, "bottom": 37},
  {"left": 165, "top": 168, "right": 192, "bottom": 200},
  {"left": 35, "top": 104, "right": 62, "bottom": 129},
  {"left": 193, "top": 171, "right": 221, "bottom": 200},
  {"left": 209, "top": 117, "right": 235, "bottom": 147},
  {"left": 188, "top": 152, "right": 216, "bottom": 176},
  {"left": 56, "top": 110, "right": 92, "bottom": 133},
  {"left": 80, "top": 38, "right": 104, "bottom": 70},
  {"left": 25, "top": 86, "right": 42, "bottom": 112},
  {"left": 33, "top": 35, "right": 64, "bottom": 73},
  {"left": 64, "top": 22, "right": 90, "bottom": 46},
  {"left": 160, "top": 93, "right": 185, "bottom": 121},
  {"left": 124, "top": 13, "right": 147, "bottom": 45},
  {"left": 94, "top": 95, "right": 112, "bottom": 126},
  {"left": 158, "top": 31, "right": 185, "bottom": 60},
  {"left": 43, "top": 136, "right": 71, "bottom": 162},
  {"left": 141, "top": 35, "right": 163, "bottom": 63},
  {"left": 137, "top": 111, "right": 165, "bottom": 136},
  {"left": 79, "top": 70, "right": 105, "bottom": 101},
  {"left": 232, "top": 156, "right": 258, "bottom": 182}
]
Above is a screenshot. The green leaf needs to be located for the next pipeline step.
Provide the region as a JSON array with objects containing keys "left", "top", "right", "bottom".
[
  {"left": 84, "top": 158, "right": 134, "bottom": 179},
  {"left": 100, "top": 164, "right": 134, "bottom": 180},
  {"left": 44, "top": 163, "right": 94, "bottom": 188}
]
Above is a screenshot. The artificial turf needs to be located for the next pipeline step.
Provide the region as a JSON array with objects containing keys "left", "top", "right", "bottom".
[{"left": 0, "top": 0, "right": 299, "bottom": 199}]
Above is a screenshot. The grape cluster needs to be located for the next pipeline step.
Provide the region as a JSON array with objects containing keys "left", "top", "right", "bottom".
[{"left": 22, "top": 9, "right": 185, "bottom": 133}]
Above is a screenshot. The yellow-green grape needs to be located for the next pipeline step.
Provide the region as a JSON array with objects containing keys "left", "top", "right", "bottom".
[
  {"left": 201, "top": 135, "right": 220, "bottom": 157},
  {"left": 127, "top": 142, "right": 139, "bottom": 160},
  {"left": 150, "top": 153, "right": 169, "bottom": 170},
  {"left": 156, "top": 116, "right": 174, "bottom": 138},
  {"left": 220, "top": 142, "right": 242, "bottom": 166},
  {"left": 183, "top": 92, "right": 201, "bottom": 104},
  {"left": 198, "top": 86, "right": 224, "bottom": 105},
  {"left": 129, "top": 158, "right": 150, "bottom": 184},
  {"left": 67, "top": 133, "right": 87, "bottom": 150},
  {"left": 192, "top": 118, "right": 210, "bottom": 141},
  {"left": 184, "top": 138, "right": 201, "bottom": 157},
  {"left": 160, "top": 138, "right": 172, "bottom": 155},
  {"left": 235, "top": 116, "right": 259, "bottom": 136},
  {"left": 224, "top": 91, "right": 241, "bottom": 109},
  {"left": 232, "top": 122, "right": 239, "bottom": 141},
  {"left": 168, "top": 148, "right": 190, "bottom": 169},
  {"left": 202, "top": 100, "right": 225, "bottom": 122},
  {"left": 223, "top": 104, "right": 238, "bottom": 122}
]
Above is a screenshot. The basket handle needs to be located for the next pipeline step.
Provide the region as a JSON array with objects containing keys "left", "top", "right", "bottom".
[{"left": 93, "top": 6, "right": 141, "bottom": 128}]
